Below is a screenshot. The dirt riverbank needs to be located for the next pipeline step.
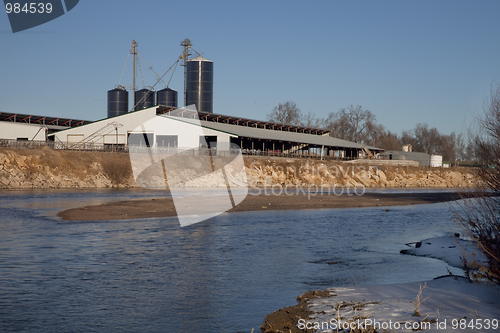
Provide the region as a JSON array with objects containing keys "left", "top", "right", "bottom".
[{"left": 261, "top": 290, "right": 332, "bottom": 333}]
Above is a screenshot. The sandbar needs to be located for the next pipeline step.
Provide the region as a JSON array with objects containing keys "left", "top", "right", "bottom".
[{"left": 57, "top": 191, "right": 461, "bottom": 221}]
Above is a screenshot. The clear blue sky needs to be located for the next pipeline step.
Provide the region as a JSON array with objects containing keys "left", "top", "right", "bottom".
[{"left": 1, "top": 0, "right": 499, "bottom": 136}]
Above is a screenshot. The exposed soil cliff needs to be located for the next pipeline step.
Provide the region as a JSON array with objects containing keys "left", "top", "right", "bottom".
[
  {"left": 244, "top": 157, "right": 478, "bottom": 189},
  {"left": 0, "top": 147, "right": 135, "bottom": 189},
  {"left": 0, "top": 148, "right": 478, "bottom": 190}
]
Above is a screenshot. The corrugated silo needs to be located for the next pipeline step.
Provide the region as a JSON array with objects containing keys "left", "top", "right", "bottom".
[
  {"left": 157, "top": 88, "right": 178, "bottom": 108},
  {"left": 186, "top": 56, "right": 213, "bottom": 113},
  {"left": 134, "top": 88, "right": 156, "bottom": 110},
  {"left": 107, "top": 87, "right": 129, "bottom": 118},
  {"left": 430, "top": 155, "right": 443, "bottom": 167}
]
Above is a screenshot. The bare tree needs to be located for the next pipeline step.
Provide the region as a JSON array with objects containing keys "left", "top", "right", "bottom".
[
  {"left": 464, "top": 141, "right": 478, "bottom": 161},
  {"left": 401, "top": 123, "right": 463, "bottom": 162},
  {"left": 300, "top": 111, "right": 324, "bottom": 128},
  {"left": 400, "top": 129, "right": 418, "bottom": 150},
  {"left": 365, "top": 122, "right": 386, "bottom": 147},
  {"left": 267, "top": 101, "right": 302, "bottom": 125},
  {"left": 474, "top": 84, "right": 500, "bottom": 191},
  {"left": 438, "top": 132, "right": 459, "bottom": 162},
  {"left": 455, "top": 83, "right": 500, "bottom": 284},
  {"left": 378, "top": 130, "right": 402, "bottom": 151},
  {"left": 326, "top": 105, "right": 376, "bottom": 144},
  {"left": 413, "top": 123, "right": 441, "bottom": 154},
  {"left": 455, "top": 133, "right": 469, "bottom": 161}
]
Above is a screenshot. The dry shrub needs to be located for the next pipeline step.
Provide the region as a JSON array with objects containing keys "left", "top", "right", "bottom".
[
  {"left": 57, "top": 151, "right": 90, "bottom": 179},
  {"left": 100, "top": 153, "right": 133, "bottom": 185},
  {"left": 456, "top": 194, "right": 500, "bottom": 283},
  {"left": 38, "top": 146, "right": 62, "bottom": 170},
  {"left": 456, "top": 83, "right": 500, "bottom": 284}
]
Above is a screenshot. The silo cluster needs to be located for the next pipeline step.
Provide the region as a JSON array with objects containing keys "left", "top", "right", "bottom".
[{"left": 107, "top": 40, "right": 212, "bottom": 118}]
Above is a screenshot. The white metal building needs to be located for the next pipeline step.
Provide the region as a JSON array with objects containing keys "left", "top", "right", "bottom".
[
  {"left": 0, "top": 111, "right": 91, "bottom": 143},
  {"left": 1, "top": 122, "right": 47, "bottom": 141},
  {"left": 50, "top": 106, "right": 235, "bottom": 150},
  {"left": 46, "top": 106, "right": 384, "bottom": 159},
  {"left": 378, "top": 150, "right": 443, "bottom": 167}
]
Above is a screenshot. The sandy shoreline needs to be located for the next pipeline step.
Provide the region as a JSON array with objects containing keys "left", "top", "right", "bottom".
[{"left": 57, "top": 191, "right": 461, "bottom": 221}]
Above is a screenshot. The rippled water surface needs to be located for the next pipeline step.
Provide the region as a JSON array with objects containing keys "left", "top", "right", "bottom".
[{"left": 0, "top": 189, "right": 464, "bottom": 332}]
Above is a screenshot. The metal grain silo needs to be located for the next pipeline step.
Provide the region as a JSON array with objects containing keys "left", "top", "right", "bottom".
[
  {"left": 134, "top": 88, "right": 156, "bottom": 110},
  {"left": 157, "top": 88, "right": 178, "bottom": 108},
  {"left": 186, "top": 56, "right": 213, "bottom": 113},
  {"left": 107, "top": 87, "right": 129, "bottom": 118}
]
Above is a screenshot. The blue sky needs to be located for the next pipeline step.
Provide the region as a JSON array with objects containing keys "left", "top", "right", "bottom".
[{"left": 1, "top": 0, "right": 499, "bottom": 135}]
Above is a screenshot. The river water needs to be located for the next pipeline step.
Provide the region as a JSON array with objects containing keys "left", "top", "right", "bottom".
[{"left": 0, "top": 189, "right": 464, "bottom": 332}]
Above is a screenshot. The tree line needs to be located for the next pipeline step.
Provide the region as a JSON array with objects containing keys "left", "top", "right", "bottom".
[{"left": 267, "top": 102, "right": 474, "bottom": 162}]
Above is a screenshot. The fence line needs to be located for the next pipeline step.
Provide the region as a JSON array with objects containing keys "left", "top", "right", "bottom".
[
  {"left": 0, "top": 139, "right": 128, "bottom": 153},
  {"left": 0, "top": 139, "right": 486, "bottom": 166}
]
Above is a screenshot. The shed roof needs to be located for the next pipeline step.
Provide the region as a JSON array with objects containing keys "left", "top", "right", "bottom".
[
  {"left": 158, "top": 107, "right": 332, "bottom": 136},
  {"left": 0, "top": 111, "right": 91, "bottom": 129},
  {"left": 161, "top": 114, "right": 382, "bottom": 151}
]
